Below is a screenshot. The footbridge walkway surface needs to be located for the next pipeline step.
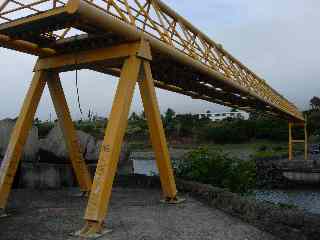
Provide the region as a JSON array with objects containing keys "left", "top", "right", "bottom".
[{"left": 0, "top": 188, "right": 278, "bottom": 240}]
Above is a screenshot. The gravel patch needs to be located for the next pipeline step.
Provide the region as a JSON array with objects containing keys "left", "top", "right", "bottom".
[{"left": 0, "top": 188, "right": 277, "bottom": 240}]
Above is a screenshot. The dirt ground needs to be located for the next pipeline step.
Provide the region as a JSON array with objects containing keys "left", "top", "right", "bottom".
[{"left": 0, "top": 187, "right": 278, "bottom": 240}]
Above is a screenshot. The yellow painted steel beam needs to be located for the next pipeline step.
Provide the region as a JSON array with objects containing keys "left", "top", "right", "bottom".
[
  {"left": 80, "top": 55, "right": 142, "bottom": 236},
  {"left": 66, "top": 0, "right": 304, "bottom": 122},
  {"left": 289, "top": 122, "right": 293, "bottom": 161},
  {"left": 288, "top": 120, "right": 308, "bottom": 161},
  {"left": 0, "top": 5, "right": 67, "bottom": 31},
  {"left": 0, "top": 34, "right": 55, "bottom": 56},
  {"left": 0, "top": 0, "right": 305, "bottom": 122},
  {"left": 47, "top": 72, "right": 92, "bottom": 192},
  {"left": 0, "top": 67, "right": 47, "bottom": 210},
  {"left": 139, "top": 60, "right": 177, "bottom": 200},
  {"left": 77, "top": 40, "right": 179, "bottom": 237},
  {"left": 35, "top": 42, "right": 152, "bottom": 72},
  {"left": 304, "top": 119, "right": 308, "bottom": 161}
]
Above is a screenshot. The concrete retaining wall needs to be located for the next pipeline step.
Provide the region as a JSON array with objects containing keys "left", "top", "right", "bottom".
[
  {"left": 256, "top": 159, "right": 320, "bottom": 188},
  {"left": 20, "top": 163, "right": 129, "bottom": 189},
  {"left": 20, "top": 163, "right": 76, "bottom": 189}
]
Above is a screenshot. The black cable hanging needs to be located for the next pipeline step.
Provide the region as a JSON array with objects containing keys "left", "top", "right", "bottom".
[
  {"left": 75, "top": 67, "right": 84, "bottom": 119},
  {"left": 74, "top": 37, "right": 84, "bottom": 120}
]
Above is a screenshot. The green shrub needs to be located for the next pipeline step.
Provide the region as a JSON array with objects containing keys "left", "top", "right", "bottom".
[
  {"left": 35, "top": 121, "right": 54, "bottom": 138},
  {"left": 258, "top": 145, "right": 268, "bottom": 151},
  {"left": 253, "top": 150, "right": 287, "bottom": 160},
  {"left": 176, "top": 148, "right": 256, "bottom": 193},
  {"left": 75, "top": 121, "right": 103, "bottom": 139}
]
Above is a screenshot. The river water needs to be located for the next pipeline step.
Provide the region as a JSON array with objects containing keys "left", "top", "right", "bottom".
[
  {"left": 133, "top": 159, "right": 320, "bottom": 214},
  {"left": 255, "top": 189, "right": 320, "bottom": 214}
]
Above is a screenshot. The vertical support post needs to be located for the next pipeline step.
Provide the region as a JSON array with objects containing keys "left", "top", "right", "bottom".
[
  {"left": 138, "top": 61, "right": 177, "bottom": 200},
  {"left": 289, "top": 122, "right": 293, "bottom": 161},
  {"left": 79, "top": 55, "right": 142, "bottom": 236},
  {"left": 47, "top": 72, "right": 91, "bottom": 192},
  {"left": 304, "top": 120, "right": 308, "bottom": 161},
  {"left": 0, "top": 69, "right": 47, "bottom": 210}
]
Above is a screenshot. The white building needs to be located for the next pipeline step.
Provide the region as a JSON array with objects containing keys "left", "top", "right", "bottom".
[{"left": 199, "top": 111, "right": 248, "bottom": 121}]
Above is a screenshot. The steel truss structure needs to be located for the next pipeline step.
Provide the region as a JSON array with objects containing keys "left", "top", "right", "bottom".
[{"left": 0, "top": 0, "right": 307, "bottom": 238}]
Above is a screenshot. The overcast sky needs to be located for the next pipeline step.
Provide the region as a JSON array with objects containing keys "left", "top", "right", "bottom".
[{"left": 0, "top": 0, "right": 319, "bottom": 120}]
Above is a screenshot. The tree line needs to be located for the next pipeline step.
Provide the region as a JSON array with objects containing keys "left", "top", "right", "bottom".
[{"left": 34, "top": 96, "right": 320, "bottom": 144}]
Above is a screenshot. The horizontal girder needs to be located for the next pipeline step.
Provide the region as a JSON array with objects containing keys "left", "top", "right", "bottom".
[{"left": 0, "top": 0, "right": 304, "bottom": 122}]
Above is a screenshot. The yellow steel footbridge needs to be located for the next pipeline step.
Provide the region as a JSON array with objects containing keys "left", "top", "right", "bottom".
[{"left": 0, "top": 0, "right": 307, "bottom": 238}]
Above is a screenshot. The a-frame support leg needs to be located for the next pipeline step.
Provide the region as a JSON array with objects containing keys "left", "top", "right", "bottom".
[
  {"left": 77, "top": 41, "right": 180, "bottom": 238},
  {"left": 0, "top": 69, "right": 47, "bottom": 214},
  {"left": 78, "top": 55, "right": 142, "bottom": 237},
  {"left": 138, "top": 61, "right": 178, "bottom": 201},
  {"left": 304, "top": 120, "right": 308, "bottom": 161},
  {"left": 47, "top": 72, "right": 92, "bottom": 193},
  {"left": 289, "top": 122, "right": 293, "bottom": 161},
  {"left": 0, "top": 68, "right": 93, "bottom": 216}
]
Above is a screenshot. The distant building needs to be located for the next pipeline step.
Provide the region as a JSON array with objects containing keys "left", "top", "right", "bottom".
[{"left": 199, "top": 111, "right": 247, "bottom": 121}]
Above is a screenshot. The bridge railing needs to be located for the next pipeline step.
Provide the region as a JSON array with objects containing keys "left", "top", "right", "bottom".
[{"left": 0, "top": 0, "right": 303, "bottom": 120}]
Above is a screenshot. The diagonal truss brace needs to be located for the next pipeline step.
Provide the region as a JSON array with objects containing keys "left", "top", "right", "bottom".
[
  {"left": 47, "top": 72, "right": 92, "bottom": 192},
  {"left": 0, "top": 63, "right": 92, "bottom": 212}
]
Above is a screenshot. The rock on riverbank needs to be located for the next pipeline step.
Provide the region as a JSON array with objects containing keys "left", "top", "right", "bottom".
[{"left": 0, "top": 118, "right": 39, "bottom": 163}]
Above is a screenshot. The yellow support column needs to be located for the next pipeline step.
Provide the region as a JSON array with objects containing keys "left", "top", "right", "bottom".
[
  {"left": 0, "top": 69, "right": 47, "bottom": 213},
  {"left": 78, "top": 55, "right": 142, "bottom": 237},
  {"left": 304, "top": 121, "right": 308, "bottom": 161},
  {"left": 138, "top": 61, "right": 178, "bottom": 201},
  {"left": 47, "top": 72, "right": 92, "bottom": 193},
  {"left": 289, "top": 122, "right": 293, "bottom": 161}
]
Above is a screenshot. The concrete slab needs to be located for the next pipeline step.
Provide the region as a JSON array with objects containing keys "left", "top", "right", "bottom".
[{"left": 0, "top": 188, "right": 278, "bottom": 240}]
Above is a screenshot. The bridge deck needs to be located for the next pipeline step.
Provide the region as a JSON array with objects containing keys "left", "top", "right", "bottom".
[{"left": 0, "top": 0, "right": 304, "bottom": 122}]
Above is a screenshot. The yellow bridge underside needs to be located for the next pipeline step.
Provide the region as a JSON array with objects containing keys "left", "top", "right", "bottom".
[
  {"left": 0, "top": 1, "right": 307, "bottom": 238},
  {"left": 0, "top": 0, "right": 304, "bottom": 122}
]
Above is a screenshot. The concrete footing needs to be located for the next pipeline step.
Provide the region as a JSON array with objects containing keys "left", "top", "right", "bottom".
[{"left": 0, "top": 208, "right": 8, "bottom": 218}]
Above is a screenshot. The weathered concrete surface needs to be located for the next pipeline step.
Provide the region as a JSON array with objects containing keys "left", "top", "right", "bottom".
[
  {"left": 256, "top": 157, "right": 320, "bottom": 188},
  {"left": 0, "top": 188, "right": 277, "bottom": 240},
  {"left": 0, "top": 118, "right": 39, "bottom": 163},
  {"left": 19, "top": 161, "right": 133, "bottom": 189},
  {"left": 20, "top": 163, "right": 76, "bottom": 189}
]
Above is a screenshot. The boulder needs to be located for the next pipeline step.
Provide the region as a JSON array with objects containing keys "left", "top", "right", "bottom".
[
  {"left": 85, "top": 140, "right": 102, "bottom": 162},
  {"left": 39, "top": 123, "right": 132, "bottom": 174},
  {"left": 39, "top": 123, "right": 96, "bottom": 163},
  {"left": 0, "top": 118, "right": 39, "bottom": 163}
]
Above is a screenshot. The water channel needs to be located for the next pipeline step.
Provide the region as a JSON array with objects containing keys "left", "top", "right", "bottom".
[{"left": 133, "top": 159, "right": 320, "bottom": 214}]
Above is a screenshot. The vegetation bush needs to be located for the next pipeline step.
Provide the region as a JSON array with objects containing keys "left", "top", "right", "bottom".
[
  {"left": 175, "top": 148, "right": 256, "bottom": 193},
  {"left": 75, "top": 120, "right": 105, "bottom": 139},
  {"left": 34, "top": 120, "right": 54, "bottom": 138},
  {"left": 204, "top": 119, "right": 253, "bottom": 143},
  {"left": 253, "top": 150, "right": 287, "bottom": 160}
]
